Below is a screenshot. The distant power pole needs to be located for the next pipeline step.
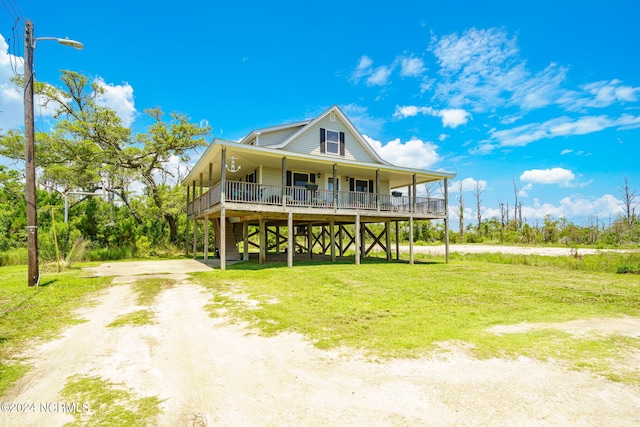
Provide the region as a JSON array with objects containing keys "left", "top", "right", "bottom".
[{"left": 24, "top": 19, "right": 39, "bottom": 287}]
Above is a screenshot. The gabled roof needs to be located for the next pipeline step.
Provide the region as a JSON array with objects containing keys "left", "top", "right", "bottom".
[
  {"left": 182, "top": 104, "right": 456, "bottom": 188},
  {"left": 239, "top": 119, "right": 312, "bottom": 145},
  {"left": 267, "top": 105, "right": 390, "bottom": 165},
  {"left": 182, "top": 138, "right": 455, "bottom": 189}
]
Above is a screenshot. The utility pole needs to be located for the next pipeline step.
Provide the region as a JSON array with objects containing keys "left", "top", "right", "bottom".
[
  {"left": 22, "top": 20, "right": 83, "bottom": 287},
  {"left": 24, "top": 19, "right": 38, "bottom": 287}
]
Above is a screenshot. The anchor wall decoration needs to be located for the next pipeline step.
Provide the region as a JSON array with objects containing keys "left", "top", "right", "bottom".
[{"left": 226, "top": 156, "right": 242, "bottom": 173}]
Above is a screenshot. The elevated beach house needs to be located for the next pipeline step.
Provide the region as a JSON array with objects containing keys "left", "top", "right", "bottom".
[{"left": 183, "top": 105, "right": 455, "bottom": 270}]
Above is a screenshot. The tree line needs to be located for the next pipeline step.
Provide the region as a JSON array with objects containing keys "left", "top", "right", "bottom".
[
  {"left": 1, "top": 71, "right": 209, "bottom": 260},
  {"left": 419, "top": 175, "right": 639, "bottom": 247},
  {"left": 1, "top": 71, "right": 638, "bottom": 264}
]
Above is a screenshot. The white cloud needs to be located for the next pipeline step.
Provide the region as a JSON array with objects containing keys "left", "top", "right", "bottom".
[
  {"left": 560, "top": 149, "right": 572, "bottom": 155},
  {"left": 518, "top": 182, "right": 533, "bottom": 197},
  {"left": 399, "top": 56, "right": 425, "bottom": 77},
  {"left": 0, "top": 35, "right": 138, "bottom": 132},
  {"left": 480, "top": 114, "right": 640, "bottom": 152},
  {"left": 350, "top": 55, "right": 394, "bottom": 86},
  {"left": 365, "top": 135, "right": 440, "bottom": 169},
  {"left": 520, "top": 194, "right": 623, "bottom": 221},
  {"left": 394, "top": 105, "right": 470, "bottom": 128},
  {"left": 0, "top": 35, "right": 25, "bottom": 132},
  {"left": 394, "top": 105, "right": 424, "bottom": 118},
  {"left": 561, "top": 79, "right": 640, "bottom": 110},
  {"left": 367, "top": 66, "right": 393, "bottom": 86},
  {"left": 448, "top": 177, "right": 488, "bottom": 193},
  {"left": 482, "top": 206, "right": 502, "bottom": 218},
  {"left": 429, "top": 27, "right": 567, "bottom": 112},
  {"left": 438, "top": 133, "right": 449, "bottom": 141},
  {"left": 341, "top": 103, "right": 385, "bottom": 136},
  {"left": 520, "top": 168, "right": 575, "bottom": 187},
  {"left": 350, "top": 55, "right": 373, "bottom": 83},
  {"left": 0, "top": 35, "right": 62, "bottom": 132},
  {"left": 93, "top": 77, "right": 136, "bottom": 127},
  {"left": 351, "top": 54, "right": 426, "bottom": 87},
  {"left": 439, "top": 108, "right": 471, "bottom": 128}
]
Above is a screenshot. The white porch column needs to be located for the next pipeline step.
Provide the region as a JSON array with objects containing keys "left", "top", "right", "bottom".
[
  {"left": 333, "top": 164, "right": 338, "bottom": 213},
  {"left": 376, "top": 169, "right": 381, "bottom": 212},
  {"left": 192, "top": 219, "right": 197, "bottom": 259},
  {"left": 282, "top": 157, "right": 287, "bottom": 207},
  {"left": 395, "top": 221, "right": 400, "bottom": 260},
  {"left": 185, "top": 186, "right": 190, "bottom": 256},
  {"left": 444, "top": 177, "right": 450, "bottom": 264},
  {"left": 412, "top": 174, "right": 417, "bottom": 212},
  {"left": 220, "top": 209, "right": 226, "bottom": 271},
  {"left": 204, "top": 214, "right": 209, "bottom": 261},
  {"left": 220, "top": 147, "right": 227, "bottom": 205}
]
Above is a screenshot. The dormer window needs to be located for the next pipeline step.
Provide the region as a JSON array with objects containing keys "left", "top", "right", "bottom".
[
  {"left": 320, "top": 128, "right": 345, "bottom": 156},
  {"left": 326, "top": 130, "right": 339, "bottom": 154}
]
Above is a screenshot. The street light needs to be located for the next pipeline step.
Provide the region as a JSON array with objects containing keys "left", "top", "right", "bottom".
[
  {"left": 24, "top": 19, "right": 83, "bottom": 287},
  {"left": 33, "top": 36, "right": 84, "bottom": 50}
]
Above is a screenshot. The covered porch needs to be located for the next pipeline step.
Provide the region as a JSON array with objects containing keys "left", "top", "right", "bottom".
[{"left": 183, "top": 141, "right": 454, "bottom": 270}]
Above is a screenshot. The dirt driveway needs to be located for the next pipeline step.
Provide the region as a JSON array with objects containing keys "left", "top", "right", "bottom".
[{"left": 3, "top": 259, "right": 640, "bottom": 426}]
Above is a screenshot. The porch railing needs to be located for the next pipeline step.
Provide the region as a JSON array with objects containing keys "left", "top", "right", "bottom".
[{"left": 188, "top": 181, "right": 445, "bottom": 216}]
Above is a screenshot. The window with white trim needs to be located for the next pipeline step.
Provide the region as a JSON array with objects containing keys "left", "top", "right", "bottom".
[
  {"left": 325, "top": 130, "right": 339, "bottom": 154},
  {"left": 355, "top": 179, "right": 370, "bottom": 193},
  {"left": 293, "top": 172, "right": 310, "bottom": 187},
  {"left": 320, "top": 127, "right": 344, "bottom": 156}
]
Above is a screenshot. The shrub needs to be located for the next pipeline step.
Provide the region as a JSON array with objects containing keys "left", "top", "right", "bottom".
[
  {"left": 0, "top": 248, "right": 28, "bottom": 266},
  {"left": 616, "top": 265, "right": 640, "bottom": 275}
]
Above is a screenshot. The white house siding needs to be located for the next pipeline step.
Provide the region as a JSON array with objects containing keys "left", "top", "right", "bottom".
[
  {"left": 283, "top": 116, "right": 380, "bottom": 164},
  {"left": 257, "top": 127, "right": 304, "bottom": 146},
  {"left": 261, "top": 167, "right": 282, "bottom": 187},
  {"left": 379, "top": 180, "right": 390, "bottom": 195}
]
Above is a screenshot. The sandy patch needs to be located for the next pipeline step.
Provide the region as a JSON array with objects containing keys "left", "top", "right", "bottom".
[
  {"left": 489, "top": 316, "right": 640, "bottom": 338},
  {"left": 84, "top": 259, "right": 213, "bottom": 282},
  {"left": 3, "top": 259, "right": 640, "bottom": 426}
]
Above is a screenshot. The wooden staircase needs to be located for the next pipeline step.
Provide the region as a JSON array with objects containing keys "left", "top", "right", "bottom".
[{"left": 213, "top": 218, "right": 242, "bottom": 261}]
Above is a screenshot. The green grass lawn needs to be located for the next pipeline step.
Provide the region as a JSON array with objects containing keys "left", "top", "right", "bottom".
[
  {"left": 192, "top": 254, "right": 640, "bottom": 383},
  {"left": 0, "top": 265, "right": 113, "bottom": 395},
  {"left": 1, "top": 253, "right": 639, "bottom": 398}
]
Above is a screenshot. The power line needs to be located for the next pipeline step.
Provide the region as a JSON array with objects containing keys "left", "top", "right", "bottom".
[
  {"left": 8, "top": 19, "right": 24, "bottom": 76},
  {"left": 0, "top": 0, "right": 24, "bottom": 22},
  {"left": 1, "top": 0, "right": 26, "bottom": 75}
]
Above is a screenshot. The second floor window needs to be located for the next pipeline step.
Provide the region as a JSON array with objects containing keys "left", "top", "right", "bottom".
[
  {"left": 320, "top": 128, "right": 345, "bottom": 156},
  {"left": 325, "top": 130, "right": 339, "bottom": 154}
]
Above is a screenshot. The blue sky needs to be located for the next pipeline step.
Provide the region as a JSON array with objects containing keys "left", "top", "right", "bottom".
[{"left": 1, "top": 0, "right": 639, "bottom": 228}]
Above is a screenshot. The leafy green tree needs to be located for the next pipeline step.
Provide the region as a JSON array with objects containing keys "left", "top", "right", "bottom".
[
  {"left": 0, "top": 166, "right": 26, "bottom": 251},
  {"left": 125, "top": 108, "right": 209, "bottom": 243},
  {"left": 0, "top": 70, "right": 210, "bottom": 248}
]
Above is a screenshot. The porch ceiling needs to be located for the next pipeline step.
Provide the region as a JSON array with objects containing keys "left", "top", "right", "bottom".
[{"left": 184, "top": 140, "right": 455, "bottom": 189}]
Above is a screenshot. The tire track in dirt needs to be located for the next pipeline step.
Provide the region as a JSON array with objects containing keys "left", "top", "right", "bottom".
[{"left": 3, "top": 260, "right": 640, "bottom": 426}]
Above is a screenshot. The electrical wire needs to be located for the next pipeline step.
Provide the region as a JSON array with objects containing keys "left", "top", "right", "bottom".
[
  {"left": 1, "top": 0, "right": 26, "bottom": 74},
  {"left": 8, "top": 20, "right": 24, "bottom": 76},
  {"left": 0, "top": 0, "right": 24, "bottom": 21}
]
